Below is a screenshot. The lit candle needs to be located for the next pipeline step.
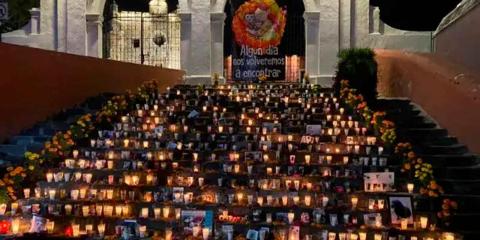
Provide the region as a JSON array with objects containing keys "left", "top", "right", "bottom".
[
  {"left": 104, "top": 205, "right": 113, "bottom": 217},
  {"left": 237, "top": 192, "right": 244, "bottom": 203},
  {"left": 106, "top": 189, "right": 114, "bottom": 200},
  {"left": 84, "top": 173, "right": 92, "bottom": 183},
  {"left": 65, "top": 204, "right": 73, "bottom": 215},
  {"left": 328, "top": 232, "right": 336, "bottom": 240},
  {"left": 73, "top": 150, "right": 79, "bottom": 159},
  {"left": 72, "top": 224, "right": 80, "bottom": 237},
  {"left": 71, "top": 189, "right": 79, "bottom": 200},
  {"left": 154, "top": 208, "right": 161, "bottom": 219},
  {"left": 293, "top": 196, "right": 300, "bottom": 205},
  {"left": 322, "top": 196, "right": 329, "bottom": 207},
  {"left": 407, "top": 183, "right": 414, "bottom": 193},
  {"left": 141, "top": 207, "right": 149, "bottom": 218},
  {"left": 48, "top": 189, "right": 56, "bottom": 200},
  {"left": 420, "top": 216, "right": 428, "bottom": 229},
  {"left": 11, "top": 202, "right": 18, "bottom": 214},
  {"left": 175, "top": 208, "right": 181, "bottom": 220},
  {"left": 359, "top": 232, "right": 367, "bottom": 240},
  {"left": 257, "top": 196, "right": 264, "bottom": 206},
  {"left": 163, "top": 207, "right": 170, "bottom": 218},
  {"left": 115, "top": 205, "right": 122, "bottom": 216},
  {"left": 444, "top": 232, "right": 455, "bottom": 240},
  {"left": 305, "top": 155, "right": 311, "bottom": 165},
  {"left": 202, "top": 228, "right": 210, "bottom": 240},
  {"left": 305, "top": 195, "right": 312, "bottom": 206},
  {"left": 23, "top": 188, "right": 30, "bottom": 199},
  {"left": 82, "top": 205, "right": 90, "bottom": 216},
  {"left": 288, "top": 135, "right": 293, "bottom": 141},
  {"left": 11, "top": 218, "right": 20, "bottom": 234},
  {"left": 146, "top": 174, "right": 154, "bottom": 185},
  {"left": 400, "top": 218, "right": 408, "bottom": 230},
  {"left": 282, "top": 195, "right": 288, "bottom": 206},
  {"left": 46, "top": 220, "right": 55, "bottom": 233},
  {"left": 97, "top": 223, "right": 106, "bottom": 237},
  {"left": 132, "top": 175, "right": 140, "bottom": 185},
  {"left": 118, "top": 205, "right": 127, "bottom": 217},
  {"left": 287, "top": 212, "right": 295, "bottom": 224},
  {"left": 351, "top": 197, "right": 359, "bottom": 209},
  {"left": 165, "top": 228, "right": 173, "bottom": 240},
  {"left": 374, "top": 233, "right": 382, "bottom": 240},
  {"left": 46, "top": 172, "right": 53, "bottom": 182}
]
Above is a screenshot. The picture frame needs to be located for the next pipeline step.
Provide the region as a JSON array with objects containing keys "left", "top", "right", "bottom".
[{"left": 388, "top": 195, "right": 414, "bottom": 225}]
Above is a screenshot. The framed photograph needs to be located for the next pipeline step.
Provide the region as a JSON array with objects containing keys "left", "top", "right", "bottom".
[
  {"left": 363, "top": 213, "right": 382, "bottom": 227},
  {"left": 245, "top": 151, "right": 263, "bottom": 162},
  {"left": 388, "top": 195, "right": 414, "bottom": 225},
  {"left": 246, "top": 229, "right": 259, "bottom": 240},
  {"left": 306, "top": 125, "right": 322, "bottom": 135},
  {"left": 363, "top": 172, "right": 395, "bottom": 192}
]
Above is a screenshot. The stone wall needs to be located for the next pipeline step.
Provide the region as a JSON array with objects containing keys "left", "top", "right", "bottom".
[
  {"left": 0, "top": 43, "right": 185, "bottom": 142},
  {"left": 376, "top": 49, "right": 480, "bottom": 154},
  {"left": 434, "top": 1, "right": 480, "bottom": 76}
]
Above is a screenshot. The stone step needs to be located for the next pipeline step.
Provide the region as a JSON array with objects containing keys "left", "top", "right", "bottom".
[
  {"left": 439, "top": 179, "right": 480, "bottom": 195},
  {"left": 399, "top": 128, "right": 449, "bottom": 139},
  {"left": 420, "top": 154, "right": 479, "bottom": 167},
  {"left": 0, "top": 144, "right": 27, "bottom": 157},
  {"left": 458, "top": 231, "right": 480, "bottom": 240},
  {"left": 374, "top": 99, "right": 413, "bottom": 110},
  {"left": 420, "top": 144, "right": 469, "bottom": 155},
  {"left": 434, "top": 164, "right": 480, "bottom": 180},
  {"left": 450, "top": 213, "right": 480, "bottom": 231},
  {"left": 10, "top": 136, "right": 35, "bottom": 146},
  {"left": 441, "top": 194, "right": 480, "bottom": 213}
]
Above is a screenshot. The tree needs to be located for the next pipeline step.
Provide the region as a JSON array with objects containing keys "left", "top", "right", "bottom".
[{"left": 0, "top": 0, "right": 39, "bottom": 34}]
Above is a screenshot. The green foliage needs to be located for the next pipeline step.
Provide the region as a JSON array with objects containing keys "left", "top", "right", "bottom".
[
  {"left": 334, "top": 48, "right": 378, "bottom": 105},
  {"left": 0, "top": 188, "right": 9, "bottom": 204},
  {"left": 0, "top": 0, "right": 39, "bottom": 33}
]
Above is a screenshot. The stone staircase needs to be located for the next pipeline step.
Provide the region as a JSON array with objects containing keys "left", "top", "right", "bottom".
[
  {"left": 0, "top": 93, "right": 114, "bottom": 166},
  {"left": 376, "top": 99, "right": 480, "bottom": 240}
]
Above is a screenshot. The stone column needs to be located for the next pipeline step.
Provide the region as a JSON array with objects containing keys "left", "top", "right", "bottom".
[
  {"left": 210, "top": 12, "right": 226, "bottom": 82},
  {"left": 86, "top": 13, "right": 103, "bottom": 58},
  {"left": 304, "top": 11, "right": 321, "bottom": 84},
  {"left": 318, "top": 0, "right": 339, "bottom": 86},
  {"left": 178, "top": 12, "right": 192, "bottom": 80},
  {"left": 66, "top": 0, "right": 87, "bottom": 55},
  {"left": 29, "top": 8, "right": 41, "bottom": 34}
]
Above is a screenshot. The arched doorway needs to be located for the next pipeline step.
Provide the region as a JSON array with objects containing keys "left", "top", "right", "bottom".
[
  {"left": 223, "top": 0, "right": 306, "bottom": 82},
  {"left": 102, "top": 0, "right": 181, "bottom": 69}
]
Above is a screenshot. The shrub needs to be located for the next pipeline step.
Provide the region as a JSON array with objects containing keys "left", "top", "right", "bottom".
[{"left": 334, "top": 48, "right": 378, "bottom": 105}]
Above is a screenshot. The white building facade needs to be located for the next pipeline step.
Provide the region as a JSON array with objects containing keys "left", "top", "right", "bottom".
[{"left": 2, "top": 0, "right": 433, "bottom": 85}]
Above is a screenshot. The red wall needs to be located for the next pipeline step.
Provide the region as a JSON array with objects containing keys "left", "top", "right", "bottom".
[
  {"left": 376, "top": 49, "right": 480, "bottom": 154},
  {"left": 0, "top": 43, "right": 185, "bottom": 142}
]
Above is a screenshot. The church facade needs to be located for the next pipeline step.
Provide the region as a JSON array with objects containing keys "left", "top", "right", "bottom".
[{"left": 3, "top": 0, "right": 433, "bottom": 85}]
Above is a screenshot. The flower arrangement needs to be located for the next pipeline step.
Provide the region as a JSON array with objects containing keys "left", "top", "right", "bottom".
[
  {"left": 396, "top": 142, "right": 444, "bottom": 197},
  {"left": 0, "top": 80, "right": 160, "bottom": 202},
  {"left": 0, "top": 166, "right": 26, "bottom": 202},
  {"left": 438, "top": 198, "right": 458, "bottom": 227},
  {"left": 232, "top": 0, "right": 286, "bottom": 50},
  {"left": 340, "top": 80, "right": 396, "bottom": 146}
]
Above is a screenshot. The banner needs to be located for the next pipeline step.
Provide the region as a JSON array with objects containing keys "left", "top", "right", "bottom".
[{"left": 230, "top": 0, "right": 287, "bottom": 82}]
